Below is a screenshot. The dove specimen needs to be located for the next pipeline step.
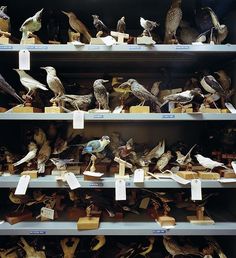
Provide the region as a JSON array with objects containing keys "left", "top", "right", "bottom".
[
  {"left": 20, "top": 9, "right": 43, "bottom": 41},
  {"left": 200, "top": 74, "right": 225, "bottom": 95},
  {"left": 92, "top": 15, "right": 109, "bottom": 36},
  {"left": 14, "top": 69, "right": 48, "bottom": 98},
  {"left": 195, "top": 154, "right": 227, "bottom": 171},
  {"left": 154, "top": 151, "right": 172, "bottom": 172},
  {"left": 82, "top": 136, "right": 110, "bottom": 155},
  {"left": 13, "top": 142, "right": 38, "bottom": 167},
  {"left": 37, "top": 140, "right": 51, "bottom": 174},
  {"left": 93, "top": 79, "right": 109, "bottom": 110},
  {"left": 41, "top": 66, "right": 65, "bottom": 102},
  {"left": 19, "top": 237, "right": 46, "bottom": 258},
  {"left": 140, "top": 17, "right": 158, "bottom": 37},
  {"left": 176, "top": 144, "right": 196, "bottom": 166},
  {"left": 118, "top": 138, "right": 134, "bottom": 158},
  {"left": 117, "top": 16, "right": 126, "bottom": 33},
  {"left": 0, "top": 73, "right": 23, "bottom": 103},
  {"left": 122, "top": 79, "right": 161, "bottom": 112},
  {"left": 164, "top": 0, "right": 182, "bottom": 43},
  {"left": 0, "top": 6, "right": 9, "bottom": 20},
  {"left": 62, "top": 11, "right": 91, "bottom": 43},
  {"left": 59, "top": 94, "right": 93, "bottom": 111}
]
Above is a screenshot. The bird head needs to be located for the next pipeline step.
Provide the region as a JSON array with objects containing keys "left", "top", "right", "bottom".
[
  {"left": 93, "top": 79, "right": 109, "bottom": 87},
  {"left": 41, "top": 66, "right": 56, "bottom": 75},
  {"left": 101, "top": 135, "right": 110, "bottom": 143},
  {"left": 120, "top": 16, "right": 125, "bottom": 22},
  {"left": 126, "top": 78, "right": 137, "bottom": 86},
  {"left": 61, "top": 11, "right": 75, "bottom": 18},
  {"left": 13, "top": 68, "right": 25, "bottom": 76},
  {"left": 92, "top": 15, "right": 99, "bottom": 20},
  {"left": 34, "top": 8, "right": 44, "bottom": 21},
  {"left": 28, "top": 142, "right": 37, "bottom": 151},
  {"left": 0, "top": 6, "right": 7, "bottom": 12}
]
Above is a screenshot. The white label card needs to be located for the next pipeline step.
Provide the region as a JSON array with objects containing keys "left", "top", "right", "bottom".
[
  {"left": 113, "top": 106, "right": 124, "bottom": 114},
  {"left": 225, "top": 103, "right": 236, "bottom": 114},
  {"left": 19, "top": 49, "right": 30, "bottom": 70},
  {"left": 133, "top": 169, "right": 144, "bottom": 183},
  {"left": 41, "top": 207, "right": 54, "bottom": 220},
  {"left": 65, "top": 172, "right": 81, "bottom": 190},
  {"left": 191, "top": 179, "right": 202, "bottom": 201},
  {"left": 139, "top": 197, "right": 150, "bottom": 209},
  {"left": 171, "top": 174, "right": 190, "bottom": 185},
  {"left": 168, "top": 101, "right": 175, "bottom": 112},
  {"left": 15, "top": 175, "right": 30, "bottom": 195},
  {"left": 231, "top": 161, "right": 236, "bottom": 174},
  {"left": 101, "top": 36, "right": 116, "bottom": 46},
  {"left": 73, "top": 111, "right": 84, "bottom": 129},
  {"left": 115, "top": 179, "right": 126, "bottom": 201}
]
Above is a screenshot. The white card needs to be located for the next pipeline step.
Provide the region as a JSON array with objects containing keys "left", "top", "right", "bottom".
[
  {"left": 19, "top": 49, "right": 30, "bottom": 70},
  {"left": 168, "top": 101, "right": 175, "bottom": 112},
  {"left": 225, "top": 103, "right": 236, "bottom": 114},
  {"left": 171, "top": 174, "right": 190, "bottom": 185},
  {"left": 112, "top": 105, "right": 124, "bottom": 114},
  {"left": 101, "top": 36, "right": 117, "bottom": 46},
  {"left": 231, "top": 161, "right": 236, "bottom": 174},
  {"left": 133, "top": 169, "right": 144, "bottom": 183},
  {"left": 15, "top": 175, "right": 30, "bottom": 195},
  {"left": 191, "top": 179, "right": 202, "bottom": 201},
  {"left": 41, "top": 207, "right": 54, "bottom": 220},
  {"left": 115, "top": 179, "right": 126, "bottom": 201},
  {"left": 139, "top": 197, "right": 150, "bottom": 209},
  {"left": 65, "top": 172, "right": 81, "bottom": 190},
  {"left": 73, "top": 111, "right": 84, "bottom": 129}
]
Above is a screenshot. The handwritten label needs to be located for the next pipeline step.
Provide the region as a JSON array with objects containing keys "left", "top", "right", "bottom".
[
  {"left": 65, "top": 172, "right": 81, "bottom": 190},
  {"left": 41, "top": 207, "right": 54, "bottom": 220},
  {"left": 133, "top": 169, "right": 144, "bottom": 183},
  {"left": 15, "top": 175, "right": 30, "bottom": 195},
  {"left": 171, "top": 174, "right": 190, "bottom": 185},
  {"left": 115, "top": 179, "right": 126, "bottom": 201},
  {"left": 73, "top": 111, "right": 85, "bottom": 129},
  {"left": 19, "top": 49, "right": 30, "bottom": 70},
  {"left": 191, "top": 179, "right": 202, "bottom": 200}
]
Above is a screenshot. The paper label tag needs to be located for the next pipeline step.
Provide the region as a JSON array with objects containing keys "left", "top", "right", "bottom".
[
  {"left": 191, "top": 179, "right": 202, "bottom": 200},
  {"left": 225, "top": 103, "right": 236, "bottom": 113},
  {"left": 101, "top": 36, "right": 116, "bottom": 46},
  {"left": 139, "top": 197, "right": 150, "bottom": 209},
  {"left": 231, "top": 161, "right": 236, "bottom": 174},
  {"left": 15, "top": 175, "right": 30, "bottom": 195},
  {"left": 41, "top": 207, "right": 54, "bottom": 220},
  {"left": 168, "top": 101, "right": 175, "bottom": 112},
  {"left": 133, "top": 169, "right": 144, "bottom": 183},
  {"left": 73, "top": 111, "right": 84, "bottom": 129},
  {"left": 218, "top": 178, "right": 236, "bottom": 183},
  {"left": 65, "top": 172, "right": 81, "bottom": 190},
  {"left": 171, "top": 174, "right": 190, "bottom": 185},
  {"left": 19, "top": 49, "right": 30, "bottom": 70},
  {"left": 113, "top": 106, "right": 124, "bottom": 113},
  {"left": 115, "top": 179, "right": 126, "bottom": 201}
]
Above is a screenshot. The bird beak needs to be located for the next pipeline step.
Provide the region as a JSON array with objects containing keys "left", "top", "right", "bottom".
[
  {"left": 62, "top": 11, "right": 69, "bottom": 16},
  {"left": 40, "top": 67, "right": 46, "bottom": 70},
  {"left": 102, "top": 80, "right": 109, "bottom": 83}
]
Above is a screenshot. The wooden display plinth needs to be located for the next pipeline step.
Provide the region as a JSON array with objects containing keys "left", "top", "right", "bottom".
[
  {"left": 158, "top": 216, "right": 176, "bottom": 227},
  {"left": 220, "top": 169, "right": 236, "bottom": 178},
  {"left": 137, "top": 36, "right": 155, "bottom": 45},
  {"left": 187, "top": 215, "right": 215, "bottom": 224},
  {"left": 199, "top": 107, "right": 221, "bottom": 113},
  {"left": 198, "top": 171, "right": 220, "bottom": 180},
  {"left": 192, "top": 165, "right": 206, "bottom": 171},
  {"left": 77, "top": 216, "right": 100, "bottom": 230},
  {"left": 45, "top": 106, "right": 63, "bottom": 113},
  {"left": 170, "top": 107, "right": 193, "bottom": 113},
  {"left": 0, "top": 18, "right": 9, "bottom": 32},
  {"left": 12, "top": 106, "right": 42, "bottom": 113},
  {"left": 90, "top": 38, "right": 105, "bottom": 45},
  {"left": 110, "top": 31, "right": 129, "bottom": 44},
  {"left": 20, "top": 38, "right": 41, "bottom": 44},
  {"left": 21, "top": 170, "right": 37, "bottom": 179},
  {"left": 66, "top": 207, "right": 86, "bottom": 220},
  {"left": 0, "top": 107, "right": 7, "bottom": 112},
  {"left": 0, "top": 36, "right": 9, "bottom": 44},
  {"left": 6, "top": 211, "right": 33, "bottom": 225},
  {"left": 177, "top": 171, "right": 198, "bottom": 180},
  {"left": 129, "top": 106, "right": 150, "bottom": 113},
  {"left": 48, "top": 40, "right": 60, "bottom": 44}
]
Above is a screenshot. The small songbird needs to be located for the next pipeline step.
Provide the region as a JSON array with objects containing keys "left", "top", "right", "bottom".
[
  {"left": 14, "top": 69, "right": 48, "bottom": 98},
  {"left": 142, "top": 139, "right": 165, "bottom": 164},
  {"left": 41, "top": 66, "right": 65, "bottom": 103},
  {"left": 82, "top": 136, "right": 110, "bottom": 155},
  {"left": 0, "top": 6, "right": 9, "bottom": 20},
  {"left": 59, "top": 94, "right": 93, "bottom": 111},
  {"left": 154, "top": 151, "right": 172, "bottom": 172},
  {"left": 200, "top": 73, "right": 225, "bottom": 95},
  {"left": 164, "top": 0, "right": 182, "bottom": 43},
  {"left": 92, "top": 15, "right": 109, "bottom": 35},
  {"left": 195, "top": 154, "right": 227, "bottom": 171},
  {"left": 214, "top": 70, "right": 231, "bottom": 91},
  {"left": 50, "top": 158, "right": 74, "bottom": 170},
  {"left": 13, "top": 142, "right": 38, "bottom": 167},
  {"left": 117, "top": 16, "right": 126, "bottom": 33},
  {"left": 90, "top": 235, "right": 106, "bottom": 251},
  {"left": 118, "top": 138, "right": 134, "bottom": 158},
  {"left": 37, "top": 140, "right": 51, "bottom": 174},
  {"left": 0, "top": 73, "right": 23, "bottom": 103},
  {"left": 20, "top": 9, "right": 43, "bottom": 41},
  {"left": 176, "top": 144, "right": 196, "bottom": 166},
  {"left": 93, "top": 79, "right": 109, "bottom": 110},
  {"left": 122, "top": 79, "right": 161, "bottom": 112},
  {"left": 140, "top": 17, "right": 158, "bottom": 37},
  {"left": 62, "top": 11, "right": 91, "bottom": 43}
]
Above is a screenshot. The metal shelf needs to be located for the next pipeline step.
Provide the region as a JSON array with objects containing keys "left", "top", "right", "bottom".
[
  {"left": 0, "top": 175, "right": 235, "bottom": 188},
  {"left": 0, "top": 113, "right": 236, "bottom": 121},
  {"left": 0, "top": 221, "right": 236, "bottom": 236}
]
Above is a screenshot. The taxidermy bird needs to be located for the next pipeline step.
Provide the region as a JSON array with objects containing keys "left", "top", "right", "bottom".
[
  {"left": 34, "top": 128, "right": 47, "bottom": 147},
  {"left": 200, "top": 73, "right": 225, "bottom": 95},
  {"left": 164, "top": 0, "right": 182, "bottom": 43},
  {"left": 50, "top": 158, "right": 73, "bottom": 170},
  {"left": 154, "top": 151, "right": 172, "bottom": 172},
  {"left": 13, "top": 142, "right": 38, "bottom": 167},
  {"left": 37, "top": 140, "right": 51, "bottom": 174},
  {"left": 122, "top": 79, "right": 161, "bottom": 112},
  {"left": 62, "top": 11, "right": 91, "bottom": 43},
  {"left": 14, "top": 69, "right": 48, "bottom": 98},
  {"left": 118, "top": 138, "right": 134, "bottom": 158},
  {"left": 140, "top": 17, "right": 158, "bottom": 37},
  {"left": 195, "top": 154, "right": 227, "bottom": 171},
  {"left": 142, "top": 139, "right": 165, "bottom": 164},
  {"left": 59, "top": 94, "right": 93, "bottom": 111},
  {"left": 176, "top": 144, "right": 196, "bottom": 166},
  {"left": 150, "top": 81, "right": 161, "bottom": 97},
  {"left": 41, "top": 66, "right": 65, "bottom": 103},
  {"left": 20, "top": 9, "right": 43, "bottom": 41},
  {"left": 0, "top": 6, "right": 9, "bottom": 20},
  {"left": 214, "top": 70, "right": 231, "bottom": 91},
  {"left": 82, "top": 136, "right": 110, "bottom": 155},
  {"left": 93, "top": 79, "right": 109, "bottom": 110},
  {"left": 92, "top": 15, "right": 109, "bottom": 36},
  {"left": 0, "top": 73, "right": 23, "bottom": 103},
  {"left": 60, "top": 238, "right": 79, "bottom": 258},
  {"left": 117, "top": 16, "right": 126, "bottom": 33},
  {"left": 179, "top": 21, "right": 202, "bottom": 44},
  {"left": 205, "top": 237, "right": 227, "bottom": 258}
]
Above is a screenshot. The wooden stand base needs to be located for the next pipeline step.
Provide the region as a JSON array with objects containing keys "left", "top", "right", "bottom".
[
  {"left": 12, "top": 106, "right": 42, "bottom": 113},
  {"left": 0, "top": 107, "right": 7, "bottom": 112},
  {"left": 129, "top": 106, "right": 150, "bottom": 113},
  {"left": 77, "top": 216, "right": 100, "bottom": 230},
  {"left": 90, "top": 38, "right": 105, "bottom": 45},
  {"left": 220, "top": 169, "right": 236, "bottom": 178},
  {"left": 0, "top": 19, "right": 10, "bottom": 32},
  {"left": 158, "top": 216, "right": 176, "bottom": 227},
  {"left": 137, "top": 36, "right": 155, "bottom": 45},
  {"left": 21, "top": 170, "right": 37, "bottom": 179},
  {"left": 187, "top": 215, "right": 214, "bottom": 224},
  {"left": 115, "top": 174, "right": 129, "bottom": 179},
  {"left": 0, "top": 36, "right": 9, "bottom": 44},
  {"left": 83, "top": 171, "right": 104, "bottom": 181},
  {"left": 198, "top": 172, "right": 220, "bottom": 180},
  {"left": 192, "top": 165, "right": 206, "bottom": 171},
  {"left": 170, "top": 106, "right": 193, "bottom": 113},
  {"left": 20, "top": 38, "right": 41, "bottom": 44},
  {"left": 45, "top": 106, "right": 63, "bottom": 113},
  {"left": 6, "top": 211, "right": 33, "bottom": 225},
  {"left": 177, "top": 171, "right": 198, "bottom": 180}
]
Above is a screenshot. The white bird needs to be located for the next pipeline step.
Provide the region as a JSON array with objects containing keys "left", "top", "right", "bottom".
[
  {"left": 41, "top": 66, "right": 65, "bottom": 103},
  {"left": 140, "top": 17, "right": 158, "bottom": 36},
  {"left": 14, "top": 69, "right": 48, "bottom": 98},
  {"left": 13, "top": 142, "right": 38, "bottom": 167},
  {"left": 195, "top": 154, "right": 227, "bottom": 171},
  {"left": 176, "top": 144, "right": 196, "bottom": 166},
  {"left": 37, "top": 141, "right": 51, "bottom": 174}
]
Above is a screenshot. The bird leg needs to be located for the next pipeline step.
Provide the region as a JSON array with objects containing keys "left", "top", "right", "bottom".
[
  {"left": 139, "top": 100, "right": 146, "bottom": 106},
  {"left": 210, "top": 27, "right": 215, "bottom": 43}
]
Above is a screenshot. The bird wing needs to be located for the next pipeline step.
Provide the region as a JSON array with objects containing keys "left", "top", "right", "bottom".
[
  {"left": 49, "top": 76, "right": 65, "bottom": 95},
  {"left": 20, "top": 17, "right": 33, "bottom": 30},
  {"left": 21, "top": 76, "right": 47, "bottom": 91},
  {"left": 13, "top": 149, "right": 37, "bottom": 166},
  {"left": 205, "top": 76, "right": 224, "bottom": 94},
  {"left": 184, "top": 144, "right": 196, "bottom": 161},
  {"left": 144, "top": 140, "right": 165, "bottom": 161}
]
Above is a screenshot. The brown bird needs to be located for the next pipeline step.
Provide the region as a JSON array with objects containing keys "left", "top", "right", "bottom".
[
  {"left": 62, "top": 11, "right": 91, "bottom": 43},
  {"left": 93, "top": 79, "right": 109, "bottom": 110},
  {"left": 92, "top": 15, "right": 109, "bottom": 36},
  {"left": 214, "top": 70, "right": 231, "bottom": 91},
  {"left": 164, "top": 0, "right": 182, "bottom": 44},
  {"left": 59, "top": 94, "right": 93, "bottom": 111},
  {"left": 179, "top": 21, "right": 201, "bottom": 44},
  {"left": 117, "top": 16, "right": 126, "bottom": 33}
]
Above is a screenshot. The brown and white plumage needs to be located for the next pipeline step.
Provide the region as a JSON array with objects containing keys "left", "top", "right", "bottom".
[
  {"left": 37, "top": 140, "right": 51, "bottom": 174},
  {"left": 176, "top": 144, "right": 196, "bottom": 166},
  {"left": 214, "top": 70, "right": 231, "bottom": 91},
  {"left": 93, "top": 79, "right": 109, "bottom": 110},
  {"left": 59, "top": 94, "right": 93, "bottom": 111},
  {"left": 140, "top": 17, "right": 158, "bottom": 37},
  {"left": 117, "top": 16, "right": 126, "bottom": 33},
  {"left": 200, "top": 75, "right": 225, "bottom": 95}
]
